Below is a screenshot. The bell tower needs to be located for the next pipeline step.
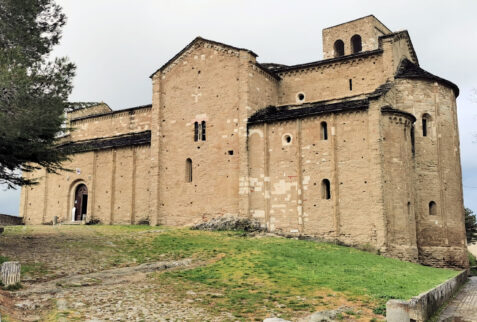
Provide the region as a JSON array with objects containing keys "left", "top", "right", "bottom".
[{"left": 322, "top": 15, "right": 392, "bottom": 59}]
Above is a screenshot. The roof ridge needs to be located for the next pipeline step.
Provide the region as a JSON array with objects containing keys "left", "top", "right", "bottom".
[
  {"left": 323, "top": 15, "right": 391, "bottom": 33},
  {"left": 149, "top": 36, "right": 258, "bottom": 78},
  {"left": 71, "top": 104, "right": 152, "bottom": 122}
]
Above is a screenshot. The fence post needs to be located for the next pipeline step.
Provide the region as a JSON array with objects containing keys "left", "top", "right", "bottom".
[{"left": 1, "top": 262, "right": 21, "bottom": 287}]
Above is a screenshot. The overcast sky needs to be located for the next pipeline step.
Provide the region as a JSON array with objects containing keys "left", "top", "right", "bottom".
[{"left": 1, "top": 0, "right": 476, "bottom": 215}]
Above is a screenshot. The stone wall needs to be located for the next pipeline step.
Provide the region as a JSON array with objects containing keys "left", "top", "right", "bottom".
[
  {"left": 394, "top": 79, "right": 467, "bottom": 268},
  {"left": 21, "top": 145, "right": 151, "bottom": 225},
  {"left": 277, "top": 52, "right": 386, "bottom": 105},
  {"left": 0, "top": 214, "right": 23, "bottom": 226},
  {"left": 70, "top": 105, "right": 151, "bottom": 141},
  {"left": 248, "top": 106, "right": 387, "bottom": 248},
  {"left": 386, "top": 270, "right": 468, "bottom": 322},
  {"left": 380, "top": 108, "right": 418, "bottom": 262},
  {"left": 152, "top": 42, "right": 246, "bottom": 226}
]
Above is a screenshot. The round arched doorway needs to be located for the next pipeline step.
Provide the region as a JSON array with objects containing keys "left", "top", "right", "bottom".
[{"left": 73, "top": 184, "right": 88, "bottom": 221}]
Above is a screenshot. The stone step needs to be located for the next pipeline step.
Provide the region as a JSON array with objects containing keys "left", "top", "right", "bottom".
[{"left": 62, "top": 221, "right": 82, "bottom": 225}]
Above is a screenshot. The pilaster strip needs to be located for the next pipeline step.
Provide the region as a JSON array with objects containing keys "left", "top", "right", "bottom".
[{"left": 110, "top": 149, "right": 116, "bottom": 225}]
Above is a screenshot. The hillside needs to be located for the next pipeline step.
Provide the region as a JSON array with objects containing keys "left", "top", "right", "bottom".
[{"left": 0, "top": 225, "right": 459, "bottom": 321}]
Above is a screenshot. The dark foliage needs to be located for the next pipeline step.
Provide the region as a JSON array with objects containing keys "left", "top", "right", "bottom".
[
  {"left": 465, "top": 208, "right": 477, "bottom": 243},
  {"left": 86, "top": 218, "right": 101, "bottom": 225},
  {"left": 0, "top": 0, "right": 75, "bottom": 188}
]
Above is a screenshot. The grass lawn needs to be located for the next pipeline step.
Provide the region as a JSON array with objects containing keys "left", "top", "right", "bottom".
[
  {"left": 120, "top": 228, "right": 459, "bottom": 319},
  {"left": 0, "top": 225, "right": 461, "bottom": 321}
]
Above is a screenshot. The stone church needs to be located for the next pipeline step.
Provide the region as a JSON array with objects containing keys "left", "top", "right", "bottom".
[{"left": 20, "top": 15, "right": 468, "bottom": 268}]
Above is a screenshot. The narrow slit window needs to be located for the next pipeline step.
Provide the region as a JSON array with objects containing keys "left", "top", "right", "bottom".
[
  {"left": 186, "top": 158, "right": 193, "bottom": 182},
  {"left": 322, "top": 179, "right": 331, "bottom": 200},
  {"left": 320, "top": 121, "right": 328, "bottom": 140},
  {"left": 411, "top": 125, "right": 415, "bottom": 155},
  {"left": 201, "top": 121, "right": 206, "bottom": 141},
  {"left": 429, "top": 201, "right": 437, "bottom": 216},
  {"left": 422, "top": 114, "right": 431, "bottom": 137},
  {"left": 349, "top": 79, "right": 353, "bottom": 91},
  {"left": 194, "top": 122, "right": 199, "bottom": 141}
]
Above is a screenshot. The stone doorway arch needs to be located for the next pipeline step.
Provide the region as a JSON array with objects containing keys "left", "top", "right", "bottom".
[{"left": 73, "top": 184, "right": 88, "bottom": 221}]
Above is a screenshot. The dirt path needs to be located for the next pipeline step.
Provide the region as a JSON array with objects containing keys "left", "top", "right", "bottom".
[
  {"left": 16, "top": 258, "right": 192, "bottom": 296},
  {"left": 5, "top": 258, "right": 230, "bottom": 321},
  {"left": 0, "top": 225, "right": 234, "bottom": 321}
]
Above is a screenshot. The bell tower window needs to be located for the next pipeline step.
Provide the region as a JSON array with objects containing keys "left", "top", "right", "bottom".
[
  {"left": 351, "top": 34, "right": 362, "bottom": 54},
  {"left": 201, "top": 120, "right": 206, "bottom": 141},
  {"left": 334, "top": 40, "right": 344, "bottom": 57}
]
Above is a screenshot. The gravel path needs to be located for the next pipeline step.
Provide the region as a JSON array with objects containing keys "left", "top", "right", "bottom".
[{"left": 0, "top": 226, "right": 234, "bottom": 321}]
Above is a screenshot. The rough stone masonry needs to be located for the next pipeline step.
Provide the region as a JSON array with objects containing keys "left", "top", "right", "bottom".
[{"left": 20, "top": 15, "right": 468, "bottom": 268}]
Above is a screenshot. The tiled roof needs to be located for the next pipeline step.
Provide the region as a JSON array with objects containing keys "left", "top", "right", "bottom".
[
  {"left": 58, "top": 131, "right": 151, "bottom": 154},
  {"left": 260, "top": 63, "right": 289, "bottom": 71},
  {"left": 381, "top": 106, "right": 416, "bottom": 122},
  {"left": 66, "top": 102, "right": 106, "bottom": 112},
  {"left": 248, "top": 99, "right": 369, "bottom": 125},
  {"left": 395, "top": 59, "right": 459, "bottom": 97},
  {"left": 71, "top": 104, "right": 152, "bottom": 122}
]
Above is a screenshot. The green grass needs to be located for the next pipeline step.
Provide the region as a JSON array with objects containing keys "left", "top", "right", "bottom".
[
  {"left": 0, "top": 226, "right": 461, "bottom": 320},
  {"left": 468, "top": 251, "right": 477, "bottom": 275},
  {"left": 0, "top": 255, "right": 9, "bottom": 264},
  {"left": 137, "top": 229, "right": 459, "bottom": 319}
]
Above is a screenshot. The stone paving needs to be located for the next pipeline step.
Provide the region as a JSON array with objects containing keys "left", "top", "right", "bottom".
[{"left": 439, "top": 276, "right": 477, "bottom": 322}]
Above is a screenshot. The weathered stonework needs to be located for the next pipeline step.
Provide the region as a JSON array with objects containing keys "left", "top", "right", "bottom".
[{"left": 19, "top": 15, "right": 468, "bottom": 268}]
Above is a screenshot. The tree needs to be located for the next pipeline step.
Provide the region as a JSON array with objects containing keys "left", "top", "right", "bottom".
[
  {"left": 465, "top": 207, "right": 477, "bottom": 243},
  {"left": 0, "top": 0, "right": 75, "bottom": 188}
]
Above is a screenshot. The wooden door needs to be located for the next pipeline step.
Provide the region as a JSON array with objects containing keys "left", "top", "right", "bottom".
[{"left": 74, "top": 184, "right": 88, "bottom": 221}]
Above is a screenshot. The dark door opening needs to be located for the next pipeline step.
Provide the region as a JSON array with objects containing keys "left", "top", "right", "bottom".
[{"left": 74, "top": 184, "right": 88, "bottom": 221}]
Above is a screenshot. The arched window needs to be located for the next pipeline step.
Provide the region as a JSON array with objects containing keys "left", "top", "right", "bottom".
[
  {"left": 185, "top": 158, "right": 193, "bottom": 182},
  {"left": 422, "top": 113, "right": 431, "bottom": 137},
  {"left": 429, "top": 201, "right": 437, "bottom": 216},
  {"left": 351, "top": 34, "right": 362, "bottom": 54},
  {"left": 194, "top": 121, "right": 207, "bottom": 141},
  {"left": 322, "top": 179, "right": 331, "bottom": 200},
  {"left": 334, "top": 40, "right": 344, "bottom": 57},
  {"left": 194, "top": 122, "right": 199, "bottom": 142},
  {"left": 320, "top": 121, "right": 328, "bottom": 140},
  {"left": 201, "top": 120, "right": 206, "bottom": 141}
]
